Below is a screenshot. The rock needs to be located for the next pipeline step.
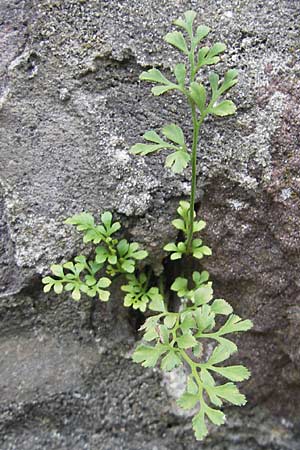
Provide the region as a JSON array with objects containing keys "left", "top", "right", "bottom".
[{"left": 1, "top": 0, "right": 300, "bottom": 448}]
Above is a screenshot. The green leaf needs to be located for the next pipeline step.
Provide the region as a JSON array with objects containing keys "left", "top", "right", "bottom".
[
  {"left": 161, "top": 350, "right": 182, "bottom": 371},
  {"left": 85, "top": 275, "right": 96, "bottom": 286},
  {"left": 208, "top": 345, "right": 230, "bottom": 365},
  {"left": 53, "top": 283, "right": 63, "bottom": 294},
  {"left": 165, "top": 150, "right": 190, "bottom": 173},
  {"left": 143, "top": 130, "right": 165, "bottom": 144},
  {"left": 177, "top": 393, "right": 198, "bottom": 410},
  {"left": 130, "top": 143, "right": 164, "bottom": 156},
  {"left": 132, "top": 344, "right": 166, "bottom": 368},
  {"left": 144, "top": 328, "right": 159, "bottom": 342},
  {"left": 211, "top": 100, "right": 236, "bottom": 117},
  {"left": 139, "top": 68, "right": 178, "bottom": 96},
  {"left": 108, "top": 254, "right": 117, "bottom": 265},
  {"left": 174, "top": 63, "right": 186, "bottom": 86},
  {"left": 152, "top": 84, "right": 178, "bottom": 96},
  {"left": 177, "top": 333, "right": 197, "bottom": 349},
  {"left": 170, "top": 252, "right": 183, "bottom": 260},
  {"left": 72, "top": 288, "right": 81, "bottom": 301},
  {"left": 164, "top": 31, "right": 188, "bottom": 54},
  {"left": 74, "top": 262, "right": 85, "bottom": 274},
  {"left": 183, "top": 10, "right": 197, "bottom": 36},
  {"left": 216, "top": 337, "right": 237, "bottom": 355},
  {"left": 218, "top": 315, "right": 253, "bottom": 335},
  {"left": 205, "top": 405, "right": 226, "bottom": 426},
  {"left": 101, "top": 211, "right": 112, "bottom": 228},
  {"left": 64, "top": 282, "right": 75, "bottom": 292},
  {"left": 192, "top": 270, "right": 209, "bottom": 286},
  {"left": 171, "top": 277, "right": 188, "bottom": 294},
  {"left": 164, "top": 314, "right": 177, "bottom": 329},
  {"left": 208, "top": 42, "right": 226, "bottom": 58},
  {"left": 139, "top": 315, "right": 161, "bottom": 331},
  {"left": 65, "top": 212, "right": 95, "bottom": 230},
  {"left": 43, "top": 283, "right": 52, "bottom": 293},
  {"left": 117, "top": 239, "right": 129, "bottom": 256},
  {"left": 193, "top": 220, "right": 206, "bottom": 232},
  {"left": 121, "top": 260, "right": 135, "bottom": 273},
  {"left": 109, "top": 221, "right": 121, "bottom": 234},
  {"left": 162, "top": 124, "right": 185, "bottom": 146},
  {"left": 151, "top": 84, "right": 178, "bottom": 96},
  {"left": 178, "top": 242, "right": 186, "bottom": 253},
  {"left": 97, "top": 277, "right": 111, "bottom": 288},
  {"left": 219, "top": 69, "right": 238, "bottom": 95},
  {"left": 50, "top": 264, "right": 64, "bottom": 277},
  {"left": 187, "top": 375, "right": 198, "bottom": 394},
  {"left": 140, "top": 68, "right": 171, "bottom": 85},
  {"left": 95, "top": 246, "right": 109, "bottom": 264},
  {"left": 205, "top": 387, "right": 223, "bottom": 408},
  {"left": 192, "top": 249, "right": 204, "bottom": 259},
  {"left": 211, "top": 365, "right": 251, "bottom": 382},
  {"left": 211, "top": 299, "right": 233, "bottom": 315},
  {"left": 191, "top": 238, "right": 202, "bottom": 249},
  {"left": 132, "top": 250, "right": 148, "bottom": 260},
  {"left": 98, "top": 289, "right": 110, "bottom": 302},
  {"left": 192, "top": 412, "right": 208, "bottom": 441},
  {"left": 173, "top": 17, "right": 188, "bottom": 32},
  {"left": 196, "top": 43, "right": 225, "bottom": 67},
  {"left": 171, "top": 277, "right": 188, "bottom": 291},
  {"left": 200, "top": 368, "right": 215, "bottom": 387},
  {"left": 209, "top": 72, "right": 220, "bottom": 97},
  {"left": 172, "top": 218, "right": 186, "bottom": 231},
  {"left": 177, "top": 200, "right": 190, "bottom": 217},
  {"left": 194, "top": 25, "right": 210, "bottom": 44},
  {"left": 149, "top": 293, "right": 165, "bottom": 312},
  {"left": 215, "top": 382, "right": 247, "bottom": 406},
  {"left": 174, "top": 10, "right": 197, "bottom": 37},
  {"left": 63, "top": 261, "right": 75, "bottom": 271},
  {"left": 163, "top": 242, "right": 178, "bottom": 252},
  {"left": 194, "top": 304, "right": 215, "bottom": 332},
  {"left": 190, "top": 82, "right": 206, "bottom": 114},
  {"left": 82, "top": 228, "right": 103, "bottom": 244},
  {"left": 194, "top": 285, "right": 213, "bottom": 305},
  {"left": 197, "top": 47, "right": 209, "bottom": 68},
  {"left": 158, "top": 324, "right": 170, "bottom": 344},
  {"left": 200, "top": 245, "right": 212, "bottom": 255},
  {"left": 42, "top": 276, "right": 54, "bottom": 285},
  {"left": 181, "top": 315, "right": 196, "bottom": 333}
]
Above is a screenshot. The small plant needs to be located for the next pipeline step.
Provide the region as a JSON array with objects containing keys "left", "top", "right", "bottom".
[{"left": 43, "top": 10, "right": 253, "bottom": 441}]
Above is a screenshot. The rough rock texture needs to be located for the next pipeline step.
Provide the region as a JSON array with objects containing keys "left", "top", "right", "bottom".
[{"left": 1, "top": 0, "right": 300, "bottom": 449}]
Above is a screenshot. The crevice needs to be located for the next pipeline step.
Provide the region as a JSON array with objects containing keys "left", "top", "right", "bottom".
[{"left": 76, "top": 51, "right": 144, "bottom": 92}]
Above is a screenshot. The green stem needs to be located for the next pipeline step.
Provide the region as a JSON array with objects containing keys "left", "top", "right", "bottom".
[
  {"left": 186, "top": 107, "right": 201, "bottom": 253},
  {"left": 180, "top": 349, "right": 204, "bottom": 403}
]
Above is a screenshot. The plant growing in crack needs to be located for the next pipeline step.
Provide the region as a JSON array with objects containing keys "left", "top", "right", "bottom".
[{"left": 42, "top": 10, "right": 253, "bottom": 441}]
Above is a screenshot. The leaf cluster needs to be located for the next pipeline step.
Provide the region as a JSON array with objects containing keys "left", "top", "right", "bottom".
[
  {"left": 121, "top": 273, "right": 164, "bottom": 313},
  {"left": 130, "top": 124, "right": 190, "bottom": 174},
  {"left": 42, "top": 211, "right": 149, "bottom": 310},
  {"left": 130, "top": 11, "right": 238, "bottom": 174},
  {"left": 164, "top": 200, "right": 212, "bottom": 259},
  {"left": 133, "top": 268, "right": 252, "bottom": 440}
]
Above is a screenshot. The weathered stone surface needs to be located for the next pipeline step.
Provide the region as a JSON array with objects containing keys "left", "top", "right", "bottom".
[{"left": 1, "top": 0, "right": 300, "bottom": 448}]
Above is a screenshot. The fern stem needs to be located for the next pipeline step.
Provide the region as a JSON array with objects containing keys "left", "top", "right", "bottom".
[
  {"left": 186, "top": 108, "right": 201, "bottom": 253},
  {"left": 180, "top": 348, "right": 204, "bottom": 403}
]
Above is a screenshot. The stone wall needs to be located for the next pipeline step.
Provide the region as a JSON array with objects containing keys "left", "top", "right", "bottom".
[{"left": 1, "top": 1, "right": 300, "bottom": 449}]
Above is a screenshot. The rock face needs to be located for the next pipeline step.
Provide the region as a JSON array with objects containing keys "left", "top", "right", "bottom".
[{"left": 1, "top": 0, "right": 300, "bottom": 449}]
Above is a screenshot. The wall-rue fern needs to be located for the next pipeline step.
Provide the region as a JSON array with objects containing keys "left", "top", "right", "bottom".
[{"left": 43, "top": 10, "right": 253, "bottom": 441}]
